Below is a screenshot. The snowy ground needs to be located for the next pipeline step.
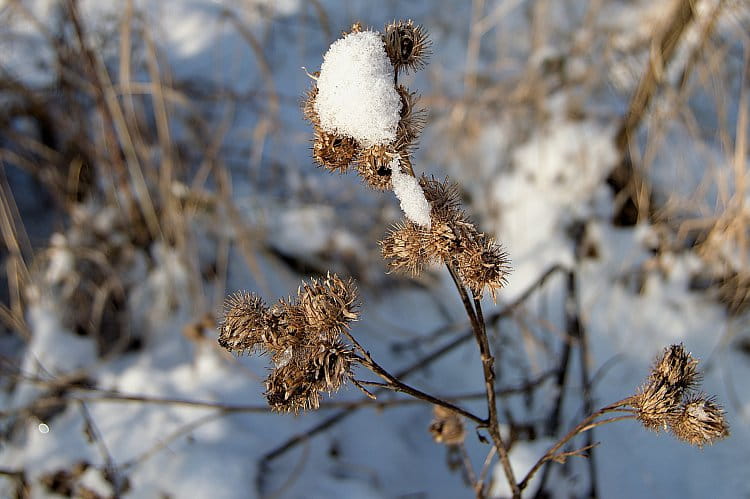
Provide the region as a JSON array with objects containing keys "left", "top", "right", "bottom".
[{"left": 1, "top": 0, "right": 749, "bottom": 498}]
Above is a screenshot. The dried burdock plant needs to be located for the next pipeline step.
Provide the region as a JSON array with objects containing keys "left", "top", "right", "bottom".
[
  {"left": 218, "top": 274, "right": 361, "bottom": 413},
  {"left": 381, "top": 176, "right": 511, "bottom": 299},
  {"left": 221, "top": 20, "right": 730, "bottom": 499},
  {"left": 218, "top": 273, "right": 478, "bottom": 419},
  {"left": 356, "top": 144, "right": 400, "bottom": 190},
  {"left": 669, "top": 395, "right": 730, "bottom": 448},
  {"left": 383, "top": 19, "right": 432, "bottom": 74},
  {"left": 519, "top": 344, "right": 729, "bottom": 494},
  {"left": 265, "top": 339, "right": 356, "bottom": 412},
  {"left": 629, "top": 344, "right": 728, "bottom": 444},
  {"left": 632, "top": 343, "right": 701, "bottom": 431},
  {"left": 218, "top": 291, "right": 267, "bottom": 354},
  {"left": 380, "top": 220, "right": 431, "bottom": 275},
  {"left": 454, "top": 234, "right": 511, "bottom": 300},
  {"left": 301, "top": 84, "right": 319, "bottom": 126},
  {"left": 312, "top": 128, "right": 360, "bottom": 174},
  {"left": 396, "top": 85, "right": 427, "bottom": 144},
  {"left": 297, "top": 274, "right": 359, "bottom": 336}
]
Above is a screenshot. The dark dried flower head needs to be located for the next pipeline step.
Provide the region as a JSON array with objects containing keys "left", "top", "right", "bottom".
[
  {"left": 265, "top": 341, "right": 354, "bottom": 413},
  {"left": 219, "top": 275, "right": 362, "bottom": 414},
  {"left": 383, "top": 20, "right": 431, "bottom": 73},
  {"left": 429, "top": 405, "right": 466, "bottom": 446},
  {"left": 308, "top": 340, "right": 354, "bottom": 394},
  {"left": 456, "top": 236, "right": 511, "bottom": 300},
  {"left": 650, "top": 344, "right": 701, "bottom": 390},
  {"left": 262, "top": 300, "right": 308, "bottom": 354},
  {"left": 301, "top": 85, "right": 319, "bottom": 126},
  {"left": 396, "top": 85, "right": 426, "bottom": 145},
  {"left": 298, "top": 273, "right": 359, "bottom": 336},
  {"left": 422, "top": 220, "right": 458, "bottom": 261},
  {"left": 380, "top": 221, "right": 430, "bottom": 275},
  {"left": 313, "top": 127, "right": 359, "bottom": 174},
  {"left": 631, "top": 344, "right": 700, "bottom": 430},
  {"left": 670, "top": 395, "right": 729, "bottom": 448},
  {"left": 356, "top": 144, "right": 398, "bottom": 190},
  {"left": 420, "top": 176, "right": 463, "bottom": 221},
  {"left": 632, "top": 380, "right": 684, "bottom": 431},
  {"left": 218, "top": 292, "right": 268, "bottom": 353},
  {"left": 265, "top": 362, "right": 319, "bottom": 413}
]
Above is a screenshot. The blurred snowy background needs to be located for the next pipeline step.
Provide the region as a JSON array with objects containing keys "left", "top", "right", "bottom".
[{"left": 0, "top": 0, "right": 749, "bottom": 497}]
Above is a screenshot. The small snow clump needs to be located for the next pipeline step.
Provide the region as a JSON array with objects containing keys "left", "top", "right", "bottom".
[
  {"left": 314, "top": 31, "right": 401, "bottom": 148},
  {"left": 390, "top": 157, "right": 431, "bottom": 228}
]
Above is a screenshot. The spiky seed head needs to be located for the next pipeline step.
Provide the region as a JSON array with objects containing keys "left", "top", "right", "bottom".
[
  {"left": 650, "top": 344, "right": 701, "bottom": 390},
  {"left": 380, "top": 221, "right": 430, "bottom": 275},
  {"left": 420, "top": 176, "right": 464, "bottom": 221},
  {"left": 422, "top": 220, "right": 457, "bottom": 261},
  {"left": 632, "top": 380, "right": 684, "bottom": 431},
  {"left": 455, "top": 236, "right": 511, "bottom": 300},
  {"left": 218, "top": 291, "right": 268, "bottom": 354},
  {"left": 264, "top": 341, "right": 354, "bottom": 413},
  {"left": 383, "top": 20, "right": 431, "bottom": 73},
  {"left": 308, "top": 340, "right": 354, "bottom": 394},
  {"left": 396, "top": 85, "right": 426, "bottom": 145},
  {"left": 297, "top": 273, "right": 359, "bottom": 337},
  {"left": 356, "top": 144, "right": 398, "bottom": 190},
  {"left": 312, "top": 127, "right": 359, "bottom": 174},
  {"left": 262, "top": 300, "right": 307, "bottom": 355},
  {"left": 669, "top": 395, "right": 729, "bottom": 447},
  {"left": 429, "top": 405, "right": 466, "bottom": 446},
  {"left": 302, "top": 85, "right": 319, "bottom": 126},
  {"left": 265, "top": 363, "right": 320, "bottom": 413}
]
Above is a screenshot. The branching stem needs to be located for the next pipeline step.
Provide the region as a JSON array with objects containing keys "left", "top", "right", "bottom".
[
  {"left": 343, "top": 330, "right": 485, "bottom": 426},
  {"left": 518, "top": 398, "right": 636, "bottom": 492}
]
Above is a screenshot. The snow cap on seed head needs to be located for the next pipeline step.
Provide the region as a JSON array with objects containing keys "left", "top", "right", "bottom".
[{"left": 314, "top": 30, "right": 401, "bottom": 148}]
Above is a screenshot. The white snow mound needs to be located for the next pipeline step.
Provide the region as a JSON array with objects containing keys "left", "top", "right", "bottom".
[{"left": 314, "top": 31, "right": 401, "bottom": 147}]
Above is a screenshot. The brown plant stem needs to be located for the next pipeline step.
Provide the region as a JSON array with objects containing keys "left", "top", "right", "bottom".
[
  {"left": 346, "top": 334, "right": 485, "bottom": 425},
  {"left": 472, "top": 292, "right": 520, "bottom": 499},
  {"left": 446, "top": 259, "right": 519, "bottom": 498},
  {"left": 518, "top": 398, "right": 636, "bottom": 492},
  {"left": 446, "top": 261, "right": 481, "bottom": 332}
]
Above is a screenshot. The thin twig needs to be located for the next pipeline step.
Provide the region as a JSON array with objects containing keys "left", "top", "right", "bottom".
[
  {"left": 0, "top": 369, "right": 557, "bottom": 422},
  {"left": 350, "top": 343, "right": 485, "bottom": 425},
  {"left": 121, "top": 411, "right": 223, "bottom": 471},
  {"left": 476, "top": 446, "right": 497, "bottom": 498},
  {"left": 518, "top": 398, "right": 635, "bottom": 492}
]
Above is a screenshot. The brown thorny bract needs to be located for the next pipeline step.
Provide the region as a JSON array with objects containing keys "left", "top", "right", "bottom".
[
  {"left": 219, "top": 274, "right": 359, "bottom": 413},
  {"left": 631, "top": 344, "right": 729, "bottom": 447}
]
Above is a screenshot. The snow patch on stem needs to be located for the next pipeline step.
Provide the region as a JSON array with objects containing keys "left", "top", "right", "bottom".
[{"left": 390, "top": 157, "right": 431, "bottom": 228}]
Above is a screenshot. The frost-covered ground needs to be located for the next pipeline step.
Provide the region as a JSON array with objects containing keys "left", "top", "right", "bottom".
[{"left": 1, "top": 0, "right": 749, "bottom": 498}]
